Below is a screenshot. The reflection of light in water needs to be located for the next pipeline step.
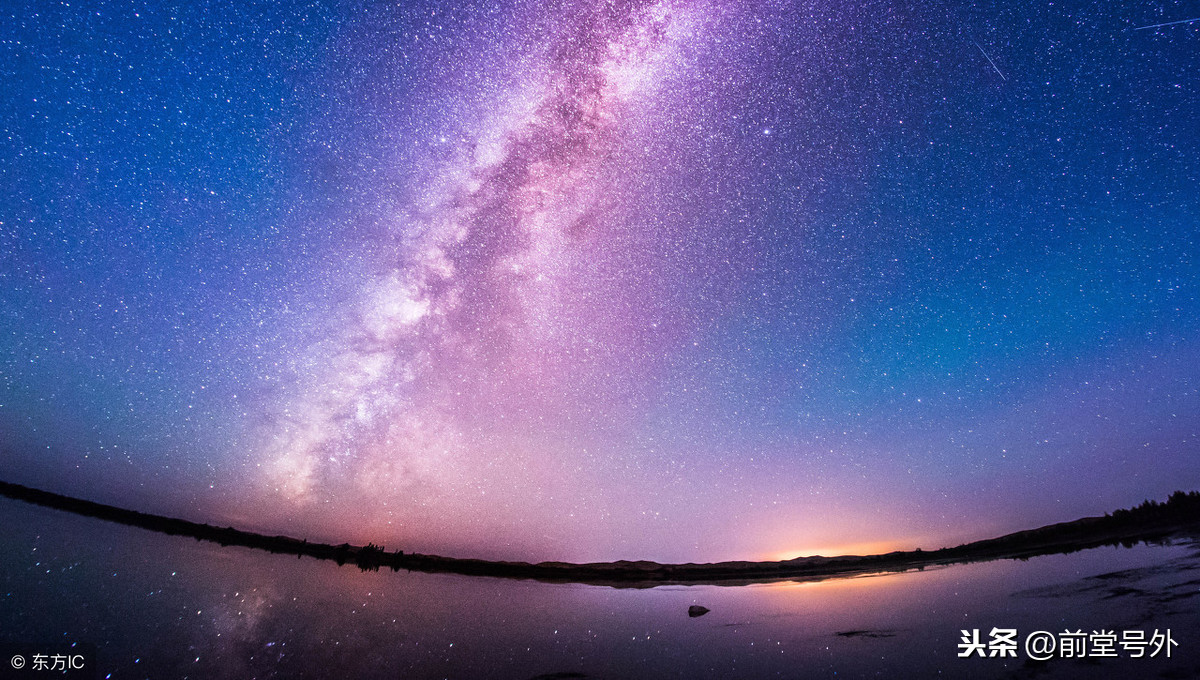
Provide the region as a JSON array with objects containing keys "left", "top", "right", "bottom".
[{"left": 744, "top": 565, "right": 959, "bottom": 595}]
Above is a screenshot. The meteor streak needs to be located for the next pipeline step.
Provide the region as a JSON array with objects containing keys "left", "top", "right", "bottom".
[
  {"left": 974, "top": 40, "right": 1006, "bottom": 81},
  {"left": 1133, "top": 16, "right": 1200, "bottom": 30}
]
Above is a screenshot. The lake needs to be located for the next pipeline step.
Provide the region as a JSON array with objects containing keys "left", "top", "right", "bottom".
[{"left": 2, "top": 499, "right": 1197, "bottom": 679}]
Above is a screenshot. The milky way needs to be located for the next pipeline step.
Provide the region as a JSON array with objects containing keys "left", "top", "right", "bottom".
[
  {"left": 266, "top": 1, "right": 695, "bottom": 498},
  {"left": 254, "top": 2, "right": 735, "bottom": 561},
  {"left": 3, "top": 0, "right": 1198, "bottom": 563}
]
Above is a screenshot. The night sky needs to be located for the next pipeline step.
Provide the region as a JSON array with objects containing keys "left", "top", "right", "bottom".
[{"left": 2, "top": 0, "right": 1198, "bottom": 564}]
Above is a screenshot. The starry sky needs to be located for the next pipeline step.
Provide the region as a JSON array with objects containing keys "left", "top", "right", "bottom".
[{"left": 2, "top": 0, "right": 1198, "bottom": 564}]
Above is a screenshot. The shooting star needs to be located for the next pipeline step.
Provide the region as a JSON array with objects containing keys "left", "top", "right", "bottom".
[
  {"left": 974, "top": 40, "right": 1006, "bottom": 81},
  {"left": 1134, "top": 16, "right": 1200, "bottom": 30}
]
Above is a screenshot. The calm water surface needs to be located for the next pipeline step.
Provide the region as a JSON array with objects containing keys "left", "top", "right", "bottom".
[{"left": 2, "top": 500, "right": 1198, "bottom": 679}]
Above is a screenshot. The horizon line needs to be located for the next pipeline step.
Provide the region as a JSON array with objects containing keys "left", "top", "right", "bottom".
[{"left": 1, "top": 480, "right": 1198, "bottom": 588}]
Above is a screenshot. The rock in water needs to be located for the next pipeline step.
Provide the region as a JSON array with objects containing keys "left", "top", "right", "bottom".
[{"left": 687, "top": 605, "right": 710, "bottom": 618}]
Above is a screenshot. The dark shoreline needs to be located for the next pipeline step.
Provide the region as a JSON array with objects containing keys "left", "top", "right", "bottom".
[{"left": 2, "top": 480, "right": 1198, "bottom": 588}]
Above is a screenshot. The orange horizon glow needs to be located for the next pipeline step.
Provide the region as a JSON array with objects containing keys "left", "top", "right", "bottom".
[{"left": 759, "top": 539, "right": 916, "bottom": 563}]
